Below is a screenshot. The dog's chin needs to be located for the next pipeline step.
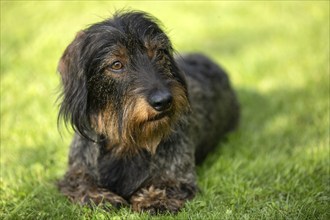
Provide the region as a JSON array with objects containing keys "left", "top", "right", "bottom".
[
  {"left": 144, "top": 114, "right": 172, "bottom": 133},
  {"left": 132, "top": 113, "right": 173, "bottom": 153}
]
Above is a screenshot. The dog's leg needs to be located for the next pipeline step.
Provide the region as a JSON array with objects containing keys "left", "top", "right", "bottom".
[
  {"left": 58, "top": 165, "right": 128, "bottom": 208},
  {"left": 129, "top": 136, "right": 198, "bottom": 213}
]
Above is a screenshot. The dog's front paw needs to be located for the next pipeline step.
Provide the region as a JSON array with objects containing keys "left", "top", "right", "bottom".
[
  {"left": 130, "top": 185, "right": 184, "bottom": 214},
  {"left": 81, "top": 188, "right": 129, "bottom": 209}
]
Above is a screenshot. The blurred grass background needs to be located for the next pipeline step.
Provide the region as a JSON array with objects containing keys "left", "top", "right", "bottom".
[{"left": 1, "top": 1, "right": 329, "bottom": 219}]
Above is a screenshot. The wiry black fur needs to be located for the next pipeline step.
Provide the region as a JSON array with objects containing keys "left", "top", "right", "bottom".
[
  {"left": 57, "top": 11, "right": 240, "bottom": 213},
  {"left": 97, "top": 147, "right": 151, "bottom": 199}
]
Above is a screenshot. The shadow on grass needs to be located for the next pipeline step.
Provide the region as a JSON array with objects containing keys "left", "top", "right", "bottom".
[{"left": 200, "top": 82, "right": 327, "bottom": 167}]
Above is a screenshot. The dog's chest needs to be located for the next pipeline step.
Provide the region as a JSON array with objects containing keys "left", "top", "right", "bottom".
[{"left": 97, "top": 149, "right": 151, "bottom": 199}]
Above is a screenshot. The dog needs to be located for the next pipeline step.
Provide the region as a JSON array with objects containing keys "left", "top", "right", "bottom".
[{"left": 57, "top": 11, "right": 239, "bottom": 213}]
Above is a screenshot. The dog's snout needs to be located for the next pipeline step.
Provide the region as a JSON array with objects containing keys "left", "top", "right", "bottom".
[{"left": 148, "top": 90, "right": 173, "bottom": 112}]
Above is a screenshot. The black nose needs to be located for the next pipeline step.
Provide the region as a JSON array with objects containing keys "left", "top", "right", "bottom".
[{"left": 148, "top": 90, "right": 173, "bottom": 112}]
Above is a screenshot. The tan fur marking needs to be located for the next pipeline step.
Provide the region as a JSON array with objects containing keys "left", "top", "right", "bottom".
[
  {"left": 90, "top": 105, "right": 120, "bottom": 146},
  {"left": 121, "top": 96, "right": 171, "bottom": 155},
  {"left": 90, "top": 81, "right": 189, "bottom": 157}
]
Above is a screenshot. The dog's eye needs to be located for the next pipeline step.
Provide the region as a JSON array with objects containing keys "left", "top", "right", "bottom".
[{"left": 109, "top": 61, "right": 124, "bottom": 72}]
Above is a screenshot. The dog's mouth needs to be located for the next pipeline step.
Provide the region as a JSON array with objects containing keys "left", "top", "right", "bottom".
[{"left": 148, "top": 111, "right": 170, "bottom": 122}]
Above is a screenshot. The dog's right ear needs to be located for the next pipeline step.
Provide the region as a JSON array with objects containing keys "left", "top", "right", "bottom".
[{"left": 57, "top": 31, "right": 91, "bottom": 139}]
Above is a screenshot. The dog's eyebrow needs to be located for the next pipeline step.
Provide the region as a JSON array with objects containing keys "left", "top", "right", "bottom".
[{"left": 106, "top": 45, "right": 126, "bottom": 53}]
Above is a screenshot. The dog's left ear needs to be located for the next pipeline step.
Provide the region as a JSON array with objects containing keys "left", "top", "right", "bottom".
[{"left": 58, "top": 31, "right": 91, "bottom": 139}]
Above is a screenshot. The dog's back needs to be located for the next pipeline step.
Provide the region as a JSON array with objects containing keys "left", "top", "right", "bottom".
[{"left": 176, "top": 54, "right": 240, "bottom": 164}]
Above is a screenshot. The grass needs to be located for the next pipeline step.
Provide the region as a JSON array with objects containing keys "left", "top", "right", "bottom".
[{"left": 1, "top": 1, "right": 329, "bottom": 219}]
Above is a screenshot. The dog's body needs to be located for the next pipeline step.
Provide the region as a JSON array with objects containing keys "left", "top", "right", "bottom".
[{"left": 58, "top": 11, "right": 239, "bottom": 213}]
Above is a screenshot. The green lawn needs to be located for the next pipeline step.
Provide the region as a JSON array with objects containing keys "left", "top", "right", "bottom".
[{"left": 1, "top": 1, "right": 329, "bottom": 219}]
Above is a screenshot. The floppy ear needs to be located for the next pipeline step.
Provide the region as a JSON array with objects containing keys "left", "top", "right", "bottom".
[
  {"left": 57, "top": 31, "right": 91, "bottom": 139},
  {"left": 58, "top": 31, "right": 85, "bottom": 82}
]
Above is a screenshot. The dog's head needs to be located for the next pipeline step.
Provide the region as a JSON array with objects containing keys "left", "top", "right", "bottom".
[{"left": 58, "top": 11, "right": 189, "bottom": 155}]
